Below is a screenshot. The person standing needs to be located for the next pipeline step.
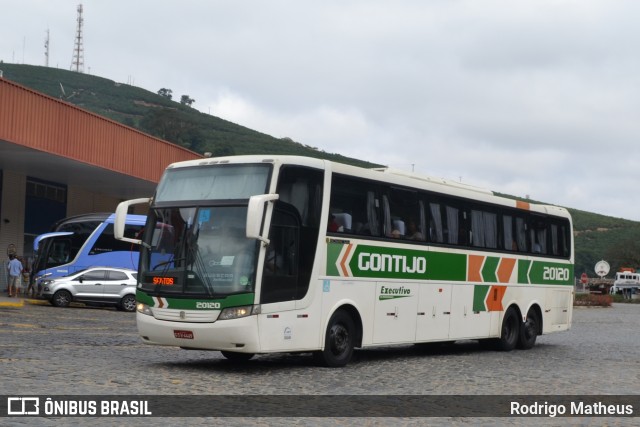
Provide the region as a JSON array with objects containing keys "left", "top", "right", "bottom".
[{"left": 7, "top": 254, "right": 23, "bottom": 297}]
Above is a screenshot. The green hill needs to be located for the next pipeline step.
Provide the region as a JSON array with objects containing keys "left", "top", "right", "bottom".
[
  {"left": 2, "top": 62, "right": 638, "bottom": 278},
  {"left": 0, "top": 63, "right": 376, "bottom": 168}
]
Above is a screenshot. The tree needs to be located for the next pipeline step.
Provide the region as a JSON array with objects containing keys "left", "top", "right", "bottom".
[
  {"left": 157, "top": 88, "right": 172, "bottom": 100},
  {"left": 180, "top": 95, "right": 195, "bottom": 107},
  {"left": 139, "top": 108, "right": 203, "bottom": 151},
  {"left": 604, "top": 238, "right": 640, "bottom": 272}
]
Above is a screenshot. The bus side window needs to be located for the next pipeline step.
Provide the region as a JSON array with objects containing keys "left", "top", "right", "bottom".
[
  {"left": 530, "top": 219, "right": 547, "bottom": 254},
  {"left": 428, "top": 202, "right": 444, "bottom": 243},
  {"left": 515, "top": 217, "right": 527, "bottom": 252}
]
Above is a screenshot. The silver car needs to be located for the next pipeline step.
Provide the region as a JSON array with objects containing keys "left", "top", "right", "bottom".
[{"left": 41, "top": 267, "right": 138, "bottom": 312}]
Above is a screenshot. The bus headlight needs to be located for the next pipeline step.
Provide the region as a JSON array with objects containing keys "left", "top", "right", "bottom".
[
  {"left": 218, "top": 305, "right": 259, "bottom": 320},
  {"left": 137, "top": 303, "right": 153, "bottom": 316}
]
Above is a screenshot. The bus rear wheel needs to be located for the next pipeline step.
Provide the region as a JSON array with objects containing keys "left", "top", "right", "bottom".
[
  {"left": 497, "top": 307, "right": 520, "bottom": 351},
  {"left": 517, "top": 308, "right": 539, "bottom": 350},
  {"left": 313, "top": 309, "right": 355, "bottom": 367},
  {"left": 221, "top": 351, "right": 255, "bottom": 362}
]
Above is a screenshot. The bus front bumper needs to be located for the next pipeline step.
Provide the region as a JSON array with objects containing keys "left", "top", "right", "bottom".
[{"left": 136, "top": 311, "right": 261, "bottom": 353}]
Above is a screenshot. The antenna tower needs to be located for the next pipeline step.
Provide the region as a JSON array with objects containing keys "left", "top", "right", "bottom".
[
  {"left": 71, "top": 4, "right": 84, "bottom": 72},
  {"left": 44, "top": 29, "right": 50, "bottom": 67}
]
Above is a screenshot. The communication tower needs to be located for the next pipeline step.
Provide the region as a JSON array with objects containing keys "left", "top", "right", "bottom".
[
  {"left": 71, "top": 4, "right": 84, "bottom": 72},
  {"left": 44, "top": 29, "right": 50, "bottom": 67}
]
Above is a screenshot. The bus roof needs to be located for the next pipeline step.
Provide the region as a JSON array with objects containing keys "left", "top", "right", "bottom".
[
  {"left": 33, "top": 231, "right": 73, "bottom": 251},
  {"left": 50, "top": 212, "right": 147, "bottom": 231},
  {"left": 162, "top": 155, "right": 571, "bottom": 220}
]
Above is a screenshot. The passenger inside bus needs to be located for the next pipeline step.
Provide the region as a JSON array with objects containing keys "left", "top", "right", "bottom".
[
  {"left": 328, "top": 214, "right": 341, "bottom": 232},
  {"left": 406, "top": 219, "right": 424, "bottom": 240}
]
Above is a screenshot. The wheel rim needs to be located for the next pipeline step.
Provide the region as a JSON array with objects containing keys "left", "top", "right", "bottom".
[
  {"left": 328, "top": 323, "right": 349, "bottom": 356},
  {"left": 122, "top": 296, "right": 136, "bottom": 311},
  {"left": 55, "top": 292, "right": 70, "bottom": 306}
]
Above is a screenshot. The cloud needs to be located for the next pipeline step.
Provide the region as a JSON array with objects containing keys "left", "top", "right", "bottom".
[{"left": 3, "top": 0, "right": 640, "bottom": 220}]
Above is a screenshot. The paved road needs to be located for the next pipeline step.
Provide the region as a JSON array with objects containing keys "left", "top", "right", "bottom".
[{"left": 1, "top": 298, "right": 639, "bottom": 426}]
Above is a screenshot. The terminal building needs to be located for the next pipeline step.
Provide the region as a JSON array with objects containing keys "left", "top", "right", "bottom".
[{"left": 0, "top": 77, "right": 200, "bottom": 287}]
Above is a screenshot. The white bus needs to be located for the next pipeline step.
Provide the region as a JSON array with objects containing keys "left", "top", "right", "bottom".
[{"left": 115, "top": 155, "right": 574, "bottom": 367}]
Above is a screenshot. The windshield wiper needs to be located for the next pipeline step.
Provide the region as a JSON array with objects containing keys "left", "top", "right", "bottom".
[{"left": 152, "top": 257, "right": 186, "bottom": 271}]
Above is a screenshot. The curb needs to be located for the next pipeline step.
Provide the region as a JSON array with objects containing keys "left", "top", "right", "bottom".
[
  {"left": 0, "top": 297, "right": 51, "bottom": 308},
  {"left": 0, "top": 298, "right": 24, "bottom": 308}
]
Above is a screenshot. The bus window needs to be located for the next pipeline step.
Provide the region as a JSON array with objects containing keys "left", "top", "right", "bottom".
[
  {"left": 515, "top": 217, "right": 527, "bottom": 252},
  {"left": 445, "top": 205, "right": 460, "bottom": 245},
  {"left": 502, "top": 215, "right": 518, "bottom": 251},
  {"left": 261, "top": 202, "right": 300, "bottom": 304},
  {"left": 385, "top": 188, "right": 423, "bottom": 241},
  {"left": 329, "top": 175, "right": 381, "bottom": 237},
  {"left": 89, "top": 224, "right": 144, "bottom": 255},
  {"left": 470, "top": 210, "right": 497, "bottom": 249},
  {"left": 49, "top": 239, "right": 71, "bottom": 266},
  {"left": 428, "top": 202, "right": 444, "bottom": 243},
  {"left": 531, "top": 218, "right": 548, "bottom": 254}
]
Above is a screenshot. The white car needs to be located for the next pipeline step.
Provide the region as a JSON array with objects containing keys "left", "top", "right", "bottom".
[{"left": 41, "top": 267, "right": 138, "bottom": 312}]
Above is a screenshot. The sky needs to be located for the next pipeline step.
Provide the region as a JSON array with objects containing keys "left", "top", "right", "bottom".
[{"left": 2, "top": 0, "right": 640, "bottom": 221}]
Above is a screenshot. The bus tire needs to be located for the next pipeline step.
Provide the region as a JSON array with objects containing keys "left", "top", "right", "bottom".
[
  {"left": 497, "top": 306, "right": 519, "bottom": 351},
  {"left": 517, "top": 308, "right": 539, "bottom": 350},
  {"left": 52, "top": 290, "right": 72, "bottom": 308},
  {"left": 313, "top": 309, "right": 355, "bottom": 367},
  {"left": 221, "top": 351, "right": 255, "bottom": 362}
]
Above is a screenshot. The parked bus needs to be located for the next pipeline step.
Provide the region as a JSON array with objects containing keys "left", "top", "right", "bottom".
[
  {"left": 115, "top": 155, "right": 574, "bottom": 367},
  {"left": 33, "top": 213, "right": 146, "bottom": 287},
  {"left": 610, "top": 270, "right": 640, "bottom": 295}
]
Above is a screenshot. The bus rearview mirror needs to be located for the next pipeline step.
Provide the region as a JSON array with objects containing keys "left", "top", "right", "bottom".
[
  {"left": 115, "top": 198, "right": 150, "bottom": 245},
  {"left": 246, "top": 194, "right": 279, "bottom": 245}
]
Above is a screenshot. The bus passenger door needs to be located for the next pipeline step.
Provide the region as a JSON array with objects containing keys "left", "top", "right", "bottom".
[
  {"left": 372, "top": 282, "right": 418, "bottom": 344},
  {"left": 415, "top": 284, "right": 452, "bottom": 342},
  {"left": 258, "top": 202, "right": 301, "bottom": 351}
]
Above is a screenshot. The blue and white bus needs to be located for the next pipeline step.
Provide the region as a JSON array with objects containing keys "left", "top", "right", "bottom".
[{"left": 33, "top": 213, "right": 146, "bottom": 287}]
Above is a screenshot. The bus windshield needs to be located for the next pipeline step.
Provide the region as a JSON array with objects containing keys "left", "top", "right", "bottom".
[
  {"left": 140, "top": 206, "right": 258, "bottom": 297},
  {"left": 155, "top": 164, "right": 270, "bottom": 202},
  {"left": 32, "top": 220, "right": 103, "bottom": 276}
]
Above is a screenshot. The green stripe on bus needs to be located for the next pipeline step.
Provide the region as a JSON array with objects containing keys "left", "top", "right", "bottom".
[
  {"left": 326, "top": 242, "right": 342, "bottom": 277},
  {"left": 473, "top": 285, "right": 490, "bottom": 312},
  {"left": 327, "top": 242, "right": 573, "bottom": 285},
  {"left": 136, "top": 290, "right": 255, "bottom": 310},
  {"left": 482, "top": 257, "right": 500, "bottom": 283},
  {"left": 518, "top": 259, "right": 532, "bottom": 284}
]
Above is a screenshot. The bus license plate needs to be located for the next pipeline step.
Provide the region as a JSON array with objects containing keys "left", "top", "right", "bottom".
[{"left": 174, "top": 330, "right": 194, "bottom": 339}]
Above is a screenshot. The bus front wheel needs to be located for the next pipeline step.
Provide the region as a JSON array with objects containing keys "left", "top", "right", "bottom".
[{"left": 313, "top": 310, "right": 355, "bottom": 368}]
